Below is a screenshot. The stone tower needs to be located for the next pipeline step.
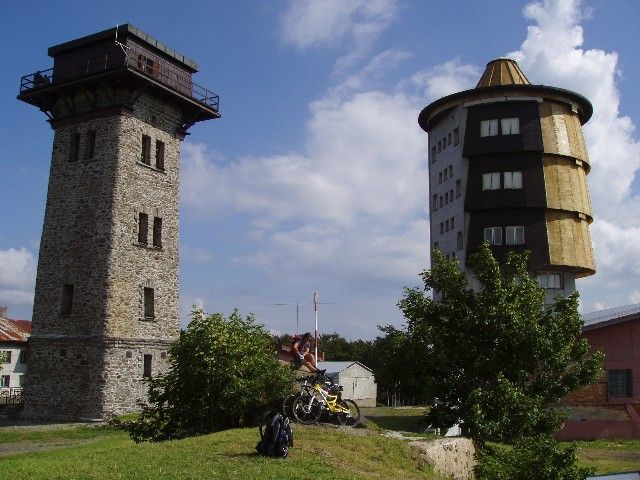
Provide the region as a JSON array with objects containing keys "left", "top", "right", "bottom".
[
  {"left": 17, "top": 24, "right": 219, "bottom": 420},
  {"left": 419, "top": 59, "right": 594, "bottom": 302}
]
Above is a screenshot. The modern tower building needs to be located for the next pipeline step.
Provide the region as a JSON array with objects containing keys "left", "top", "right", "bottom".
[
  {"left": 418, "top": 58, "right": 594, "bottom": 301},
  {"left": 17, "top": 24, "right": 219, "bottom": 420}
]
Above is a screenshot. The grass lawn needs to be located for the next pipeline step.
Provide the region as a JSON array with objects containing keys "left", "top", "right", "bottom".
[
  {"left": 0, "top": 420, "right": 445, "bottom": 480},
  {"left": 574, "top": 439, "right": 640, "bottom": 474},
  {"left": 3, "top": 409, "right": 640, "bottom": 478},
  {"left": 361, "top": 406, "right": 429, "bottom": 434}
]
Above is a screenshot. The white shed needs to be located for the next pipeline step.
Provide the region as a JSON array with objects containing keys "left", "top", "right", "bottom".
[{"left": 317, "top": 361, "right": 377, "bottom": 407}]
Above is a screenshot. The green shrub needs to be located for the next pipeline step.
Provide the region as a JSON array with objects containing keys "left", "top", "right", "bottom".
[
  {"left": 476, "top": 436, "right": 593, "bottom": 480},
  {"left": 125, "top": 309, "right": 295, "bottom": 442}
]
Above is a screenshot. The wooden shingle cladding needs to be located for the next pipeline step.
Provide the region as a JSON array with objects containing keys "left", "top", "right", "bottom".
[
  {"left": 539, "top": 102, "right": 590, "bottom": 167},
  {"left": 545, "top": 210, "right": 595, "bottom": 277},
  {"left": 542, "top": 155, "right": 593, "bottom": 219}
]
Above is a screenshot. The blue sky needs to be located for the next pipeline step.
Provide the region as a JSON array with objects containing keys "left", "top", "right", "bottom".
[{"left": 1, "top": 0, "right": 639, "bottom": 339}]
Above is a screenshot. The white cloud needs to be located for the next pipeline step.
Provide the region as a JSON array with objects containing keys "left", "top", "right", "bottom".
[
  {"left": 509, "top": 0, "right": 640, "bottom": 311},
  {"left": 405, "top": 59, "right": 480, "bottom": 102},
  {"left": 0, "top": 247, "right": 36, "bottom": 307},
  {"left": 280, "top": 0, "right": 399, "bottom": 71}
]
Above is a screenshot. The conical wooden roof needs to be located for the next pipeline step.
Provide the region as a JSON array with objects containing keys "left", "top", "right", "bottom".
[{"left": 476, "top": 58, "right": 530, "bottom": 88}]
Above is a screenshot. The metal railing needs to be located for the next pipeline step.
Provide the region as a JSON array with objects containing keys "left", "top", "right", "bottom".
[
  {"left": 19, "top": 45, "right": 219, "bottom": 111},
  {"left": 0, "top": 387, "right": 23, "bottom": 405}
]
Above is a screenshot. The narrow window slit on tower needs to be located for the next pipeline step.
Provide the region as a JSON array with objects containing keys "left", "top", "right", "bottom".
[
  {"left": 84, "top": 130, "right": 96, "bottom": 159},
  {"left": 60, "top": 284, "right": 74, "bottom": 315},
  {"left": 138, "top": 213, "right": 149, "bottom": 245},
  {"left": 143, "top": 354, "right": 153, "bottom": 378},
  {"left": 69, "top": 133, "right": 81, "bottom": 162},
  {"left": 141, "top": 134, "right": 151, "bottom": 164},
  {"left": 153, "top": 217, "right": 162, "bottom": 248},
  {"left": 155, "top": 140, "right": 165, "bottom": 170},
  {"left": 144, "top": 287, "right": 155, "bottom": 319}
]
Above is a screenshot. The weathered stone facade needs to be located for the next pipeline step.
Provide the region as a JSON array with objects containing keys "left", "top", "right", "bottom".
[
  {"left": 19, "top": 24, "right": 219, "bottom": 421},
  {"left": 23, "top": 94, "right": 182, "bottom": 420}
]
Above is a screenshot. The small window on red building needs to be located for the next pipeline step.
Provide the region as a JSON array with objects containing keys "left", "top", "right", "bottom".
[{"left": 608, "top": 369, "right": 632, "bottom": 397}]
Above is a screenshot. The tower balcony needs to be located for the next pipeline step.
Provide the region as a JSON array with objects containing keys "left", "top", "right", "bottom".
[
  {"left": 17, "top": 24, "right": 220, "bottom": 129},
  {"left": 19, "top": 44, "right": 219, "bottom": 112}
]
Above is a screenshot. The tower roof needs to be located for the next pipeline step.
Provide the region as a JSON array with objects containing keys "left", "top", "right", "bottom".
[
  {"left": 418, "top": 58, "right": 592, "bottom": 131},
  {"left": 476, "top": 58, "right": 530, "bottom": 88}
]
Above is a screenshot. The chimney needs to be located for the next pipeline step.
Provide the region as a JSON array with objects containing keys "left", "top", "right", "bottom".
[{"left": 0, "top": 306, "right": 6, "bottom": 319}]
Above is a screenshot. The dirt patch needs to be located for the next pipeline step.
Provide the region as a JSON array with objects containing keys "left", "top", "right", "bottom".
[
  {"left": 579, "top": 448, "right": 640, "bottom": 462},
  {"left": 0, "top": 437, "right": 106, "bottom": 456}
]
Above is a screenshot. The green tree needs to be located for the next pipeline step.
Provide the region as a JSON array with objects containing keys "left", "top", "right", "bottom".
[
  {"left": 398, "top": 244, "right": 602, "bottom": 477},
  {"left": 399, "top": 244, "right": 602, "bottom": 441},
  {"left": 126, "top": 309, "right": 295, "bottom": 442}
]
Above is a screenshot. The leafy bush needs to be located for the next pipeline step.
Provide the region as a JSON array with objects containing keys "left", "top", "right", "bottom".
[
  {"left": 125, "top": 309, "right": 295, "bottom": 442},
  {"left": 476, "top": 436, "right": 593, "bottom": 480}
]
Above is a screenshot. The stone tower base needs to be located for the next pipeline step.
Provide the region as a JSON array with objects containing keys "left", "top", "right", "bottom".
[{"left": 22, "top": 337, "right": 172, "bottom": 421}]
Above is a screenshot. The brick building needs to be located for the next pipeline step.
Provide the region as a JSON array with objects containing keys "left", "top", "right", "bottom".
[{"left": 559, "top": 303, "right": 640, "bottom": 439}]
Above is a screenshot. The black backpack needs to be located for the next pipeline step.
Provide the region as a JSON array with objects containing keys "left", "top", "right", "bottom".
[{"left": 256, "top": 411, "right": 293, "bottom": 458}]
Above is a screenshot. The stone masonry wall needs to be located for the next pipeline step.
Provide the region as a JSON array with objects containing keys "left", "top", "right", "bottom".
[{"left": 25, "top": 91, "right": 183, "bottom": 419}]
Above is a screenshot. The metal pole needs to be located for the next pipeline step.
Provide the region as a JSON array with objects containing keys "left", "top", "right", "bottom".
[
  {"left": 296, "top": 301, "right": 299, "bottom": 335},
  {"left": 313, "top": 292, "right": 318, "bottom": 363}
]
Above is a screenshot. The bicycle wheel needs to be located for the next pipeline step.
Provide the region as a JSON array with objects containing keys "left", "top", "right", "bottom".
[
  {"left": 336, "top": 399, "right": 361, "bottom": 427},
  {"left": 292, "top": 395, "right": 322, "bottom": 424},
  {"left": 282, "top": 393, "right": 297, "bottom": 419}
]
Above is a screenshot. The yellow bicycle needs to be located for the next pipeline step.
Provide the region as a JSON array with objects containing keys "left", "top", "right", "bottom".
[{"left": 291, "top": 375, "right": 361, "bottom": 427}]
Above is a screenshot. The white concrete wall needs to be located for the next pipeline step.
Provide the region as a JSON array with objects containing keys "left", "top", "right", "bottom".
[{"left": 0, "top": 342, "right": 27, "bottom": 389}]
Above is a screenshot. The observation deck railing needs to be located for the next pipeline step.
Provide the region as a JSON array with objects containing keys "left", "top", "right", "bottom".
[{"left": 19, "top": 44, "right": 219, "bottom": 111}]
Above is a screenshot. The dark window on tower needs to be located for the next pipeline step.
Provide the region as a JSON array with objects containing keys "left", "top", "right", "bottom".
[
  {"left": 608, "top": 369, "right": 632, "bottom": 398},
  {"left": 138, "top": 213, "right": 149, "bottom": 245},
  {"left": 505, "top": 226, "right": 525, "bottom": 245},
  {"left": 60, "top": 284, "right": 74, "bottom": 315},
  {"left": 19, "top": 351, "right": 28, "bottom": 364},
  {"left": 153, "top": 217, "right": 162, "bottom": 248},
  {"left": 453, "top": 127, "right": 460, "bottom": 145},
  {"left": 143, "top": 354, "right": 153, "bottom": 378},
  {"left": 437, "top": 141, "right": 442, "bottom": 153},
  {"left": 457, "top": 231, "right": 463, "bottom": 250},
  {"left": 438, "top": 172, "right": 443, "bottom": 184},
  {"left": 84, "top": 130, "right": 96, "bottom": 159},
  {"left": 484, "top": 227, "right": 502, "bottom": 245},
  {"left": 431, "top": 146, "right": 436, "bottom": 163},
  {"left": 155, "top": 140, "right": 165, "bottom": 170},
  {"left": 456, "top": 179, "right": 462, "bottom": 197},
  {"left": 137, "top": 55, "right": 158, "bottom": 77},
  {"left": 439, "top": 196, "right": 443, "bottom": 208},
  {"left": 141, "top": 135, "right": 151, "bottom": 164},
  {"left": 432, "top": 195, "right": 438, "bottom": 212},
  {"left": 69, "top": 133, "right": 81, "bottom": 162},
  {"left": 144, "top": 287, "right": 155, "bottom": 319}
]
